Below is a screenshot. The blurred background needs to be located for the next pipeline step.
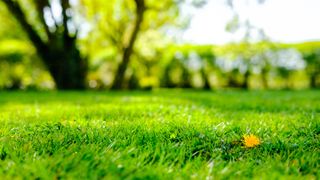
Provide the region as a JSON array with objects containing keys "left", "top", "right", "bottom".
[{"left": 0, "top": 0, "right": 319, "bottom": 90}]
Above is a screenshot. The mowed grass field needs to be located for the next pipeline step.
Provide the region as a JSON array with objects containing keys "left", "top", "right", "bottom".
[{"left": 0, "top": 90, "right": 319, "bottom": 179}]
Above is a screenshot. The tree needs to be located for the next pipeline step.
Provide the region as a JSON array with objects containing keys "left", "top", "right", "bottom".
[
  {"left": 82, "top": 0, "right": 204, "bottom": 89},
  {"left": 2, "top": 0, "right": 88, "bottom": 89},
  {"left": 303, "top": 50, "right": 320, "bottom": 88},
  {"left": 111, "top": 0, "right": 146, "bottom": 89}
]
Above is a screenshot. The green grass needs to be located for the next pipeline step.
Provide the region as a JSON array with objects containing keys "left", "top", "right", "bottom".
[{"left": 0, "top": 90, "right": 319, "bottom": 179}]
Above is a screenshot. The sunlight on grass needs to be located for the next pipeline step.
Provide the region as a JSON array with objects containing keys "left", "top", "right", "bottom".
[{"left": 0, "top": 90, "right": 319, "bottom": 179}]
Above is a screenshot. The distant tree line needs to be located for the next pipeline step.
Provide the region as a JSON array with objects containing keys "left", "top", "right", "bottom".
[
  {"left": 158, "top": 42, "right": 320, "bottom": 90},
  {"left": 1, "top": 40, "right": 320, "bottom": 90}
]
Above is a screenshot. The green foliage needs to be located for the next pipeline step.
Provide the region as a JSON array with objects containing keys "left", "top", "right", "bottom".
[
  {"left": 157, "top": 41, "right": 320, "bottom": 89},
  {"left": 0, "top": 40, "right": 52, "bottom": 89},
  {"left": 0, "top": 90, "right": 319, "bottom": 179},
  {"left": 0, "top": 3, "right": 25, "bottom": 40},
  {"left": 0, "top": 0, "right": 320, "bottom": 89},
  {"left": 81, "top": 0, "right": 183, "bottom": 58}
]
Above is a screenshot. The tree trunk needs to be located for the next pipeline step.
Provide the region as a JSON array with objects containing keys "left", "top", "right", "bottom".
[
  {"left": 43, "top": 49, "right": 87, "bottom": 90},
  {"left": 161, "top": 66, "right": 175, "bottom": 88},
  {"left": 3, "top": 0, "right": 88, "bottom": 90},
  {"left": 201, "top": 68, "right": 211, "bottom": 89},
  {"left": 111, "top": 0, "right": 146, "bottom": 90},
  {"left": 111, "top": 47, "right": 133, "bottom": 90},
  {"left": 310, "top": 74, "right": 318, "bottom": 88},
  {"left": 261, "top": 69, "right": 268, "bottom": 89},
  {"left": 228, "top": 77, "right": 238, "bottom": 88},
  {"left": 181, "top": 67, "right": 192, "bottom": 88},
  {"left": 241, "top": 71, "right": 250, "bottom": 89}
]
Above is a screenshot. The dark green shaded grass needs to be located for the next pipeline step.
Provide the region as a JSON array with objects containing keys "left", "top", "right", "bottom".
[{"left": 0, "top": 90, "right": 319, "bottom": 179}]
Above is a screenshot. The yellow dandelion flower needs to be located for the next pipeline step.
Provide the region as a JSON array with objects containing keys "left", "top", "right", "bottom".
[{"left": 243, "top": 134, "right": 260, "bottom": 148}]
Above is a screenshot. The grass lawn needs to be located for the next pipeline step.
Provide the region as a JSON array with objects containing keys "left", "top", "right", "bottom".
[{"left": 0, "top": 90, "right": 319, "bottom": 179}]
